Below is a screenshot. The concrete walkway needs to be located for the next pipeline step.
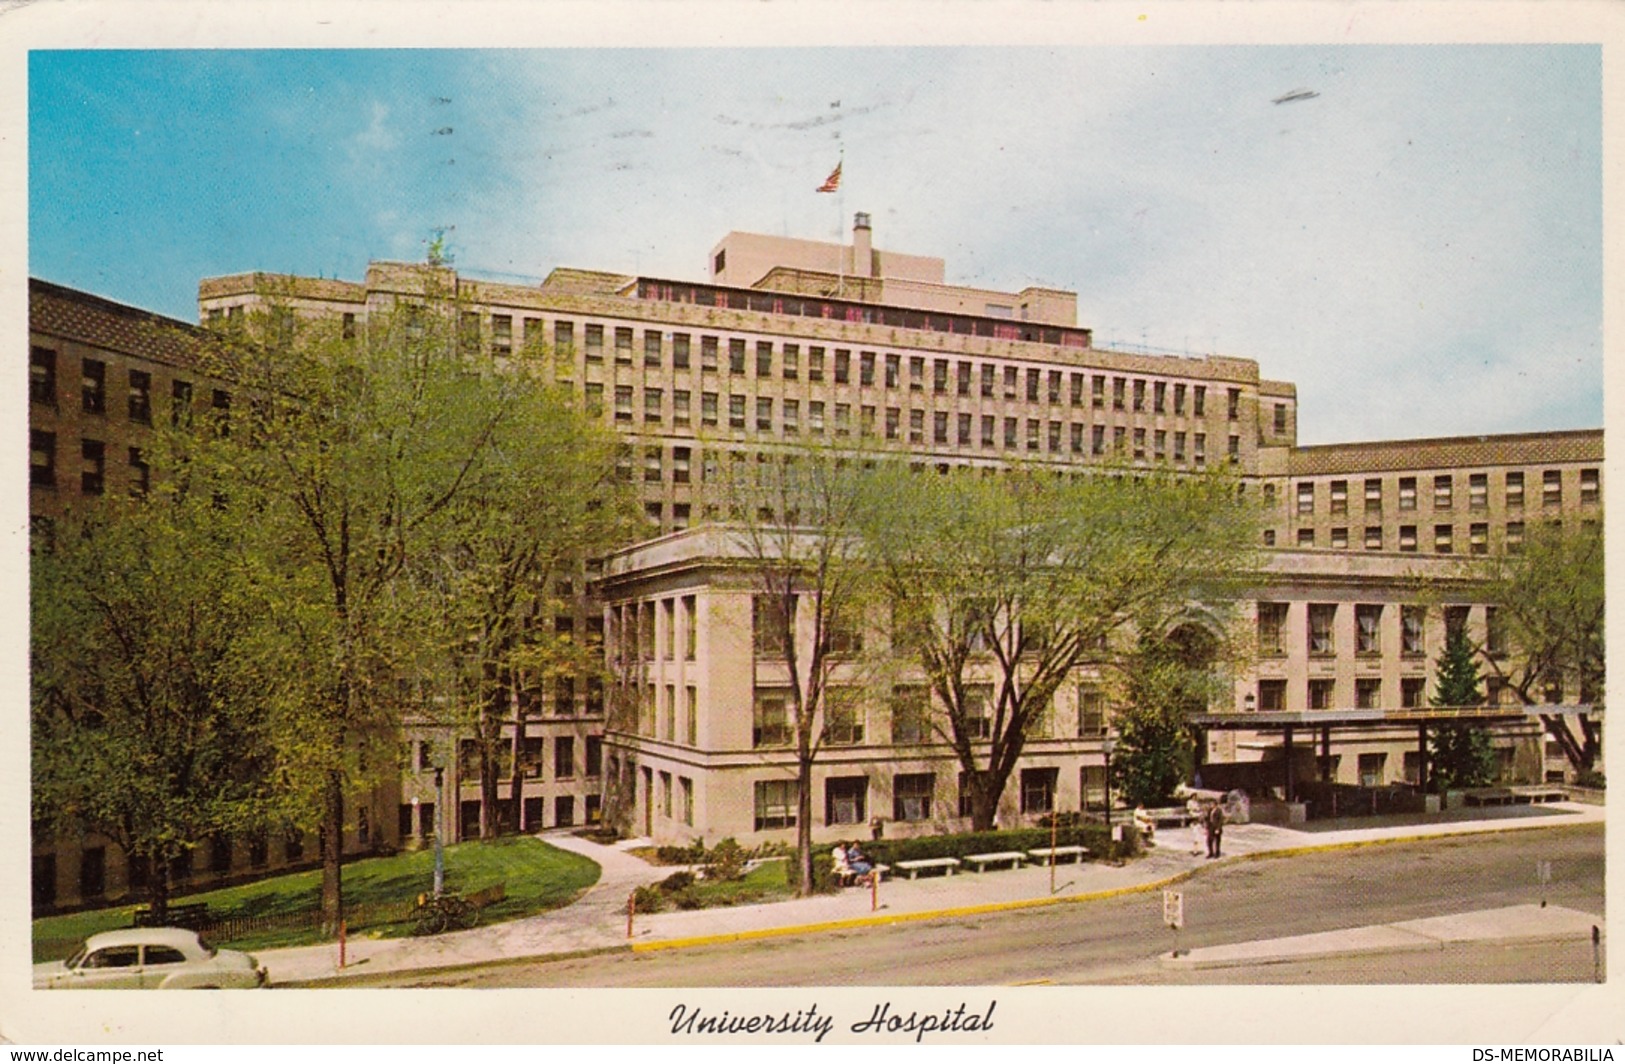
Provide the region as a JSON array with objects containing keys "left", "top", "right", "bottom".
[{"left": 262, "top": 800, "right": 1605, "bottom": 986}]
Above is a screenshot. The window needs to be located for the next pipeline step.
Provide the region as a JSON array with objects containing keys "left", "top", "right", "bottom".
[
  {"left": 890, "top": 686, "right": 931, "bottom": 744},
  {"left": 885, "top": 353, "right": 900, "bottom": 388},
  {"left": 1153, "top": 429, "right": 1166, "bottom": 461},
  {"left": 1580, "top": 468, "right": 1599, "bottom": 505},
  {"left": 1111, "top": 377, "right": 1125, "bottom": 410},
  {"left": 1004, "top": 366, "right": 1019, "bottom": 399},
  {"left": 1434, "top": 475, "right": 1453, "bottom": 510},
  {"left": 911, "top": 409, "right": 925, "bottom": 444},
  {"left": 1274, "top": 403, "right": 1288, "bottom": 434},
  {"left": 1307, "top": 604, "right": 1336, "bottom": 655},
  {"left": 825, "top": 777, "right": 868, "bottom": 826},
  {"left": 959, "top": 413, "right": 973, "bottom": 445},
  {"left": 684, "top": 687, "right": 697, "bottom": 745},
  {"left": 1356, "top": 605, "right": 1382, "bottom": 654},
  {"left": 1469, "top": 473, "right": 1488, "bottom": 511},
  {"left": 554, "top": 796, "right": 575, "bottom": 827},
  {"left": 81, "top": 358, "right": 106, "bottom": 415},
  {"left": 756, "top": 397, "right": 773, "bottom": 432},
  {"left": 1434, "top": 524, "right": 1453, "bottom": 554},
  {"left": 784, "top": 400, "right": 800, "bottom": 435},
  {"left": 1364, "top": 478, "right": 1382, "bottom": 513},
  {"left": 1072, "top": 423, "right": 1086, "bottom": 455},
  {"left": 1469, "top": 522, "right": 1488, "bottom": 555},
  {"left": 754, "top": 779, "right": 798, "bottom": 830},
  {"left": 1095, "top": 426, "right": 1109, "bottom": 457},
  {"left": 1297, "top": 528, "right": 1315, "bottom": 548},
  {"left": 1357, "top": 752, "right": 1386, "bottom": 787},
  {"left": 1092, "top": 376, "right": 1106, "bottom": 408},
  {"left": 886, "top": 408, "right": 900, "bottom": 441},
  {"left": 824, "top": 688, "right": 864, "bottom": 745},
  {"left": 1258, "top": 679, "right": 1286, "bottom": 712},
  {"left": 1364, "top": 526, "right": 1382, "bottom": 550},
  {"left": 982, "top": 416, "right": 996, "bottom": 449},
  {"left": 1328, "top": 526, "right": 1347, "bottom": 550},
  {"left": 672, "top": 389, "right": 690, "bottom": 427},
  {"left": 1193, "top": 433, "right": 1206, "bottom": 465},
  {"left": 1399, "top": 525, "right": 1417, "bottom": 552},
  {"left": 1133, "top": 427, "right": 1146, "bottom": 459},
  {"left": 584, "top": 383, "right": 604, "bottom": 417},
  {"left": 1401, "top": 677, "right": 1427, "bottom": 709},
  {"left": 614, "top": 385, "right": 633, "bottom": 423},
  {"left": 1049, "top": 422, "right": 1063, "bottom": 453},
  {"left": 680, "top": 777, "right": 694, "bottom": 825},
  {"left": 1047, "top": 370, "right": 1062, "bottom": 404},
  {"left": 30, "top": 430, "right": 55, "bottom": 489},
  {"left": 1071, "top": 372, "right": 1085, "bottom": 406},
  {"left": 1006, "top": 418, "right": 1019, "bottom": 449},
  {"left": 659, "top": 772, "right": 672, "bottom": 819},
  {"left": 808, "top": 347, "right": 824, "bottom": 381},
  {"left": 1542, "top": 470, "right": 1562, "bottom": 508},
  {"left": 1399, "top": 477, "right": 1417, "bottom": 510},
  {"left": 784, "top": 344, "right": 800, "bottom": 380},
  {"left": 554, "top": 736, "right": 575, "bottom": 779},
  {"left": 584, "top": 323, "right": 604, "bottom": 361},
  {"left": 1444, "top": 605, "right": 1470, "bottom": 642},
  {"left": 1171, "top": 431, "right": 1184, "bottom": 462},
  {"left": 643, "top": 446, "right": 662, "bottom": 483},
  {"left": 729, "top": 394, "right": 746, "bottom": 429},
  {"left": 1308, "top": 678, "right": 1336, "bottom": 710},
  {"left": 753, "top": 690, "right": 791, "bottom": 747},
  {"left": 729, "top": 338, "right": 747, "bottom": 374},
  {"left": 1132, "top": 378, "right": 1146, "bottom": 411},
  {"left": 128, "top": 447, "right": 149, "bottom": 497},
  {"left": 861, "top": 351, "right": 876, "bottom": 385},
  {"left": 893, "top": 774, "right": 934, "bottom": 821},
  {"left": 81, "top": 439, "right": 105, "bottom": 496},
  {"left": 1486, "top": 606, "right": 1508, "bottom": 657},
  {"left": 1401, "top": 607, "right": 1425, "bottom": 656},
  {"left": 753, "top": 595, "right": 791, "bottom": 657},
  {"left": 1193, "top": 386, "right": 1206, "bottom": 417},
  {"left": 1505, "top": 521, "right": 1525, "bottom": 553},
  {"left": 701, "top": 335, "right": 719, "bottom": 371},
  {"left": 1019, "top": 767, "right": 1058, "bottom": 814},
  {"left": 1226, "top": 387, "right": 1241, "bottom": 420},
  {"left": 614, "top": 327, "right": 633, "bottom": 363},
  {"left": 1257, "top": 602, "right": 1288, "bottom": 655},
  {"left": 644, "top": 388, "right": 663, "bottom": 423},
  {"left": 1505, "top": 471, "right": 1525, "bottom": 509},
  {"left": 1329, "top": 480, "right": 1348, "bottom": 515},
  {"left": 1296, "top": 483, "right": 1315, "bottom": 515},
  {"left": 962, "top": 684, "right": 994, "bottom": 740},
  {"left": 1077, "top": 685, "right": 1107, "bottom": 737},
  {"left": 30, "top": 347, "right": 56, "bottom": 404}
]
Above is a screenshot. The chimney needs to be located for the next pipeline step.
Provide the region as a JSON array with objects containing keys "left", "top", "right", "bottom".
[{"left": 852, "top": 212, "right": 873, "bottom": 279}]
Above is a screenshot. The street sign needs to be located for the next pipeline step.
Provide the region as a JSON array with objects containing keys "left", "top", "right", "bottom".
[{"left": 1163, "top": 890, "right": 1183, "bottom": 930}]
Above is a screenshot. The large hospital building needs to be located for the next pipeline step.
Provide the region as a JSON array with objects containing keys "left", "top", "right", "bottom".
[{"left": 30, "top": 215, "right": 1602, "bottom": 906}]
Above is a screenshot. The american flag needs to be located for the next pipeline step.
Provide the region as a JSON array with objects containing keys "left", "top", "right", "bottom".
[{"left": 816, "top": 161, "right": 842, "bottom": 193}]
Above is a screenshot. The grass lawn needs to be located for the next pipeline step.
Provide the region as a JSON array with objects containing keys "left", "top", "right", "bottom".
[{"left": 33, "top": 836, "right": 600, "bottom": 961}]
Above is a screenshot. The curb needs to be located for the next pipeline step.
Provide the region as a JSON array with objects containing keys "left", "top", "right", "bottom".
[
  {"left": 627, "top": 818, "right": 1600, "bottom": 956},
  {"left": 274, "top": 943, "right": 634, "bottom": 988}
]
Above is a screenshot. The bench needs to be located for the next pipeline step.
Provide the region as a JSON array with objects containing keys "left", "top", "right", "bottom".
[
  {"left": 835, "top": 863, "right": 891, "bottom": 887},
  {"left": 1145, "top": 806, "right": 1197, "bottom": 828},
  {"left": 894, "top": 857, "right": 961, "bottom": 879},
  {"left": 1027, "top": 845, "right": 1088, "bottom": 866},
  {"left": 464, "top": 883, "right": 507, "bottom": 909},
  {"left": 132, "top": 902, "right": 210, "bottom": 930},
  {"left": 963, "top": 851, "right": 1027, "bottom": 873}
]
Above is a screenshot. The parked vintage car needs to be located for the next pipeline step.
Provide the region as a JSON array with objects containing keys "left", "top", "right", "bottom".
[{"left": 34, "top": 927, "right": 268, "bottom": 989}]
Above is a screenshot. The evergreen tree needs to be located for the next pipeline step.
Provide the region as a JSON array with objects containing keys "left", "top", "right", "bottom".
[{"left": 1428, "top": 624, "right": 1497, "bottom": 791}]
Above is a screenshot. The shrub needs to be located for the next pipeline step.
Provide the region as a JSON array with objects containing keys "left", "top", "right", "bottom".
[
  {"left": 655, "top": 838, "right": 707, "bottom": 865},
  {"left": 703, "top": 837, "right": 747, "bottom": 882},
  {"left": 658, "top": 870, "right": 696, "bottom": 893},
  {"left": 631, "top": 885, "right": 665, "bottom": 914},
  {"left": 671, "top": 889, "right": 705, "bottom": 910},
  {"left": 863, "top": 824, "right": 1127, "bottom": 866},
  {"left": 1575, "top": 769, "right": 1606, "bottom": 790}
]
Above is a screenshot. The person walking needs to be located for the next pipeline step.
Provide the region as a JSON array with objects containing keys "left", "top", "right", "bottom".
[
  {"left": 1186, "top": 792, "right": 1205, "bottom": 856},
  {"left": 1205, "top": 800, "right": 1226, "bottom": 859}
]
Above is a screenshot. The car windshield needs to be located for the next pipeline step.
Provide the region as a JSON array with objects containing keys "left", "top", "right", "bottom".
[
  {"left": 63, "top": 946, "right": 87, "bottom": 969},
  {"left": 195, "top": 934, "right": 218, "bottom": 958}
]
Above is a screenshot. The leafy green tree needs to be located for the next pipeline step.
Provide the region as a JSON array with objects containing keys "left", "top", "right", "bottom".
[
  {"left": 31, "top": 469, "right": 279, "bottom": 921},
  {"left": 199, "top": 283, "right": 517, "bottom": 932},
  {"left": 1473, "top": 519, "right": 1604, "bottom": 772},
  {"left": 1428, "top": 624, "right": 1497, "bottom": 791},
  {"left": 1111, "top": 626, "right": 1228, "bottom": 806},
  {"left": 856, "top": 458, "right": 1257, "bottom": 830},
  {"left": 709, "top": 439, "right": 874, "bottom": 895},
  {"left": 418, "top": 338, "right": 638, "bottom": 839}
]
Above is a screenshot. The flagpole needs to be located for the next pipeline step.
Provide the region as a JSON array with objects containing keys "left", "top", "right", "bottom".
[{"left": 836, "top": 148, "right": 846, "bottom": 300}]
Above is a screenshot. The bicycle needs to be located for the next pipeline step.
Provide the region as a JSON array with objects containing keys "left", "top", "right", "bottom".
[{"left": 410, "top": 892, "right": 476, "bottom": 936}]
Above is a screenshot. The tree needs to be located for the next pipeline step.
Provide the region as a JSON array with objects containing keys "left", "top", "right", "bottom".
[
  {"left": 31, "top": 469, "right": 279, "bottom": 921},
  {"left": 1111, "top": 625, "right": 1229, "bottom": 807},
  {"left": 416, "top": 338, "right": 638, "bottom": 840},
  {"left": 1428, "top": 624, "right": 1497, "bottom": 790},
  {"left": 1472, "top": 519, "right": 1604, "bottom": 773},
  {"left": 200, "top": 281, "right": 514, "bottom": 932},
  {"left": 856, "top": 459, "right": 1257, "bottom": 830},
  {"left": 712, "top": 440, "right": 873, "bottom": 895}
]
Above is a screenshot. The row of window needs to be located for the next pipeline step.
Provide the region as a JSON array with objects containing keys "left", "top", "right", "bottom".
[
  {"left": 1286, "top": 470, "right": 1600, "bottom": 517},
  {"left": 612, "top": 596, "right": 699, "bottom": 663},
  {"left": 1257, "top": 602, "right": 1492, "bottom": 658},
  {"left": 1270, "top": 519, "right": 1589, "bottom": 554},
  {"left": 436, "top": 734, "right": 604, "bottom": 781},
  {"left": 30, "top": 346, "right": 229, "bottom": 426},
  {"left": 1253, "top": 674, "right": 1529, "bottom": 712},
  {"left": 29, "top": 432, "right": 148, "bottom": 496},
  {"left": 34, "top": 830, "right": 315, "bottom": 908},
  {"left": 520, "top": 321, "right": 1243, "bottom": 420},
  {"left": 751, "top": 765, "right": 1071, "bottom": 831},
  {"left": 748, "top": 683, "right": 1109, "bottom": 750}
]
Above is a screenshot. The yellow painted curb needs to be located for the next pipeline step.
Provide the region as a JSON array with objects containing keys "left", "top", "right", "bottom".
[{"left": 628, "top": 818, "right": 1599, "bottom": 955}]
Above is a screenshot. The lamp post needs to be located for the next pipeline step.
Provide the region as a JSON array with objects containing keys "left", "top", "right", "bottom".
[{"left": 432, "top": 766, "right": 446, "bottom": 897}]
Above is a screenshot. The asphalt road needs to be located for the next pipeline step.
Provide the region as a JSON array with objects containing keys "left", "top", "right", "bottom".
[{"left": 386, "top": 824, "right": 1605, "bottom": 988}]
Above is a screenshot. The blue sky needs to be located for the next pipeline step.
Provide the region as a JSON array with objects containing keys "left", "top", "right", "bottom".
[{"left": 29, "top": 45, "right": 1601, "bottom": 444}]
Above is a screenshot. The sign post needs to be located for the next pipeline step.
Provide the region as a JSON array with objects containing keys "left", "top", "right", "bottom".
[
  {"left": 1537, "top": 860, "right": 1552, "bottom": 908},
  {"left": 1164, "top": 889, "right": 1184, "bottom": 957}
]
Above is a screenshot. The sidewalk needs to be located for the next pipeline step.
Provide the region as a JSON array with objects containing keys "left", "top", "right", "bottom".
[{"left": 262, "top": 800, "right": 1605, "bottom": 986}]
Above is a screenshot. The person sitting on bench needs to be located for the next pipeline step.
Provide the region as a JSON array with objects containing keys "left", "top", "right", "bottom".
[
  {"left": 847, "top": 842, "right": 875, "bottom": 882},
  {"left": 832, "top": 842, "right": 855, "bottom": 885}
]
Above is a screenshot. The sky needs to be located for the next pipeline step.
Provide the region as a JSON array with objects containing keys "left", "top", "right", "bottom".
[{"left": 28, "top": 44, "right": 1603, "bottom": 445}]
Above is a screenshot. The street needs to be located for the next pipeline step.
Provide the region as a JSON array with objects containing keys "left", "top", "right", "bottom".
[{"left": 367, "top": 823, "right": 1603, "bottom": 987}]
